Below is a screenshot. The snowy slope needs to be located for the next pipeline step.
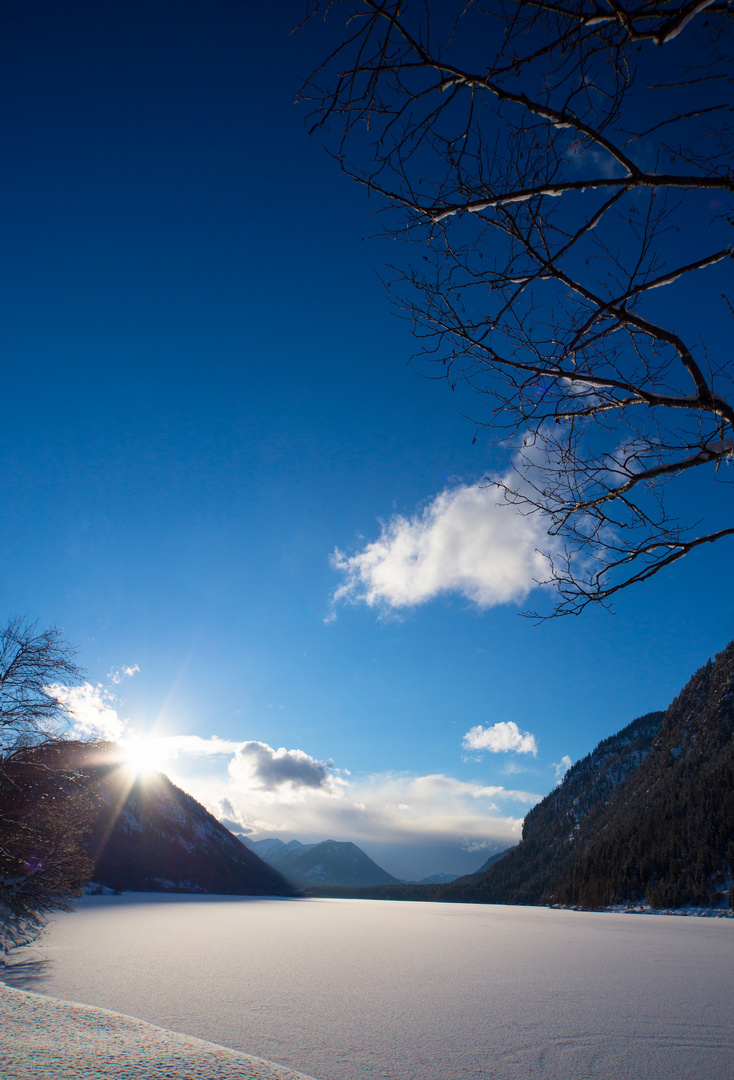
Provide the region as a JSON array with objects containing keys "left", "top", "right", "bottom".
[{"left": 0, "top": 983, "right": 316, "bottom": 1080}]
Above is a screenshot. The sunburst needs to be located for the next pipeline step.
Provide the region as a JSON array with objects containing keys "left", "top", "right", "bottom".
[{"left": 119, "top": 736, "right": 164, "bottom": 780}]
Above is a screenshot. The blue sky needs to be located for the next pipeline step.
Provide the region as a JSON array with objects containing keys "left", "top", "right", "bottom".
[{"left": 2, "top": 1, "right": 732, "bottom": 880}]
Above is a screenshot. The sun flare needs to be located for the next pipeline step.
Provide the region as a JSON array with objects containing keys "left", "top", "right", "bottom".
[{"left": 120, "top": 736, "right": 164, "bottom": 780}]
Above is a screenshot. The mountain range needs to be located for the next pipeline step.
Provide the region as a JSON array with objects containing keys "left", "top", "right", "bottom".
[
  {"left": 241, "top": 836, "right": 482, "bottom": 886},
  {"left": 19, "top": 639, "right": 732, "bottom": 910},
  {"left": 304, "top": 642, "right": 734, "bottom": 911},
  {"left": 448, "top": 640, "right": 734, "bottom": 910},
  {"left": 59, "top": 743, "right": 296, "bottom": 896},
  {"left": 240, "top": 836, "right": 400, "bottom": 887}
]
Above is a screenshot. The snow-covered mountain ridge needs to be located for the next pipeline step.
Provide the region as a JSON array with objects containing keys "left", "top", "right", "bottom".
[{"left": 241, "top": 837, "right": 400, "bottom": 888}]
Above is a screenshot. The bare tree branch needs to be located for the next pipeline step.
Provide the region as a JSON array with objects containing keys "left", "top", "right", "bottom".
[
  {"left": 304, "top": 0, "right": 733, "bottom": 615},
  {"left": 0, "top": 617, "right": 83, "bottom": 748},
  {"left": 0, "top": 619, "right": 91, "bottom": 948}
]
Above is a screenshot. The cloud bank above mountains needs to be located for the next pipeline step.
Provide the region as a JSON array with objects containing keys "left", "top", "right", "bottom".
[
  {"left": 206, "top": 762, "right": 535, "bottom": 880},
  {"left": 48, "top": 669, "right": 547, "bottom": 879}
]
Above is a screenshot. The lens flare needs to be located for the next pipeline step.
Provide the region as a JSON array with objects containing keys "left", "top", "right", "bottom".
[{"left": 120, "top": 736, "right": 163, "bottom": 780}]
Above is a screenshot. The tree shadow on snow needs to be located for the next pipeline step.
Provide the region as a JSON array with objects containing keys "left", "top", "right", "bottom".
[{"left": 3, "top": 955, "right": 53, "bottom": 990}]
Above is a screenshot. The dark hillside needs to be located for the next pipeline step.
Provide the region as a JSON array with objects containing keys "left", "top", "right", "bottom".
[
  {"left": 44, "top": 742, "right": 298, "bottom": 896},
  {"left": 441, "top": 642, "right": 734, "bottom": 909},
  {"left": 439, "top": 710, "right": 664, "bottom": 904},
  {"left": 551, "top": 644, "right": 734, "bottom": 909}
]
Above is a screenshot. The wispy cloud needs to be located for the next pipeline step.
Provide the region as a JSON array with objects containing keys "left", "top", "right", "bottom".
[
  {"left": 463, "top": 721, "right": 538, "bottom": 756},
  {"left": 109, "top": 664, "right": 140, "bottom": 684},
  {"left": 461, "top": 838, "right": 499, "bottom": 854},
  {"left": 47, "top": 664, "right": 140, "bottom": 741},
  {"left": 565, "top": 140, "right": 626, "bottom": 180},
  {"left": 502, "top": 759, "right": 536, "bottom": 775},
  {"left": 46, "top": 681, "right": 127, "bottom": 741},
  {"left": 154, "top": 734, "right": 242, "bottom": 757},
  {"left": 329, "top": 481, "right": 551, "bottom": 617},
  {"left": 552, "top": 754, "right": 572, "bottom": 783}
]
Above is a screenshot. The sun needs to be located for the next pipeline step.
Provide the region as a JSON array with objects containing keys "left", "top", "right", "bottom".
[{"left": 120, "top": 736, "right": 164, "bottom": 780}]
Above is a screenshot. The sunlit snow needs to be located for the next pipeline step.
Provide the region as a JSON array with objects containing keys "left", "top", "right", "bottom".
[
  {"left": 5, "top": 894, "right": 733, "bottom": 1080},
  {"left": 0, "top": 982, "right": 315, "bottom": 1079}
]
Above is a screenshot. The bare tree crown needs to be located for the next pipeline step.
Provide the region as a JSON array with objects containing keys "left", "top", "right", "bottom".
[
  {"left": 0, "top": 619, "right": 90, "bottom": 941},
  {"left": 0, "top": 616, "right": 83, "bottom": 747},
  {"left": 303, "top": 0, "right": 733, "bottom": 615}
]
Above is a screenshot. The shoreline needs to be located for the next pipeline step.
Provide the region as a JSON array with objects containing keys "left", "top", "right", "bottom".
[{"left": 0, "top": 982, "right": 318, "bottom": 1080}]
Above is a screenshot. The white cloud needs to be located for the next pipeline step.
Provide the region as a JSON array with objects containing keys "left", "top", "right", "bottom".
[
  {"left": 46, "top": 681, "right": 127, "bottom": 741},
  {"left": 229, "top": 742, "right": 333, "bottom": 792},
  {"left": 329, "top": 481, "right": 551, "bottom": 615},
  {"left": 464, "top": 721, "right": 539, "bottom": 756},
  {"left": 167, "top": 752, "right": 541, "bottom": 880},
  {"left": 48, "top": 663, "right": 143, "bottom": 741},
  {"left": 463, "top": 721, "right": 538, "bottom": 756},
  {"left": 553, "top": 755, "right": 573, "bottom": 783},
  {"left": 109, "top": 664, "right": 140, "bottom": 685}
]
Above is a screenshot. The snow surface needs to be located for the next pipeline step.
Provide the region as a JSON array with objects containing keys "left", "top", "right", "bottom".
[
  {"left": 5, "top": 894, "right": 734, "bottom": 1080},
  {"left": 0, "top": 983, "right": 316, "bottom": 1079}
]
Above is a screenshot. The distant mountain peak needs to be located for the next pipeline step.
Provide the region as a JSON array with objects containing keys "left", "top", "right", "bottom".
[{"left": 244, "top": 836, "right": 399, "bottom": 888}]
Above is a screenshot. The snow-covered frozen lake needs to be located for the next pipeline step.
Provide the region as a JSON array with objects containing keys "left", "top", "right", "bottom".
[{"left": 6, "top": 894, "right": 733, "bottom": 1080}]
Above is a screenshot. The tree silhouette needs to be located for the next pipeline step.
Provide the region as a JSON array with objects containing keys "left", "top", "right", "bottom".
[
  {"left": 0, "top": 618, "right": 93, "bottom": 950},
  {"left": 304, "top": 0, "right": 733, "bottom": 614}
]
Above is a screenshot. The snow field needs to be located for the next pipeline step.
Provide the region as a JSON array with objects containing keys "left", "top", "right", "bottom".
[
  {"left": 0, "top": 983, "right": 317, "bottom": 1080},
  {"left": 5, "top": 894, "right": 734, "bottom": 1080}
]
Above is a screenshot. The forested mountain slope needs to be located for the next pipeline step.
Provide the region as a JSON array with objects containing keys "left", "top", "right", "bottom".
[
  {"left": 65, "top": 743, "right": 296, "bottom": 896},
  {"left": 90, "top": 748, "right": 297, "bottom": 895},
  {"left": 442, "top": 643, "right": 734, "bottom": 909}
]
